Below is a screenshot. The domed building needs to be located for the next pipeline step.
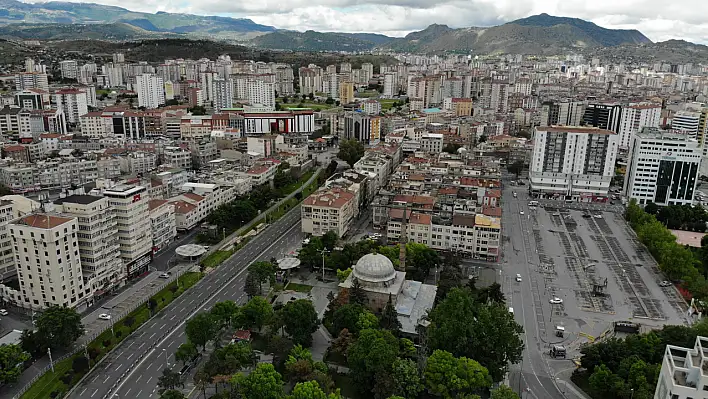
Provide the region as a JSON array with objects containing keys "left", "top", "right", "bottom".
[{"left": 340, "top": 252, "right": 437, "bottom": 336}]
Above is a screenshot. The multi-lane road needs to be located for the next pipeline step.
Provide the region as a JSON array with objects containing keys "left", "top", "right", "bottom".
[{"left": 69, "top": 206, "right": 305, "bottom": 399}]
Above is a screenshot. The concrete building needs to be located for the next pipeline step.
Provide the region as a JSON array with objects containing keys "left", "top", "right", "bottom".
[
  {"left": 540, "top": 101, "right": 585, "bottom": 127},
  {"left": 164, "top": 146, "right": 193, "bottom": 169},
  {"left": 383, "top": 72, "right": 398, "bottom": 97},
  {"left": 148, "top": 199, "right": 176, "bottom": 253},
  {"left": 302, "top": 187, "right": 357, "bottom": 237},
  {"left": 298, "top": 66, "right": 323, "bottom": 95},
  {"left": 654, "top": 336, "right": 708, "bottom": 399},
  {"left": 15, "top": 72, "right": 49, "bottom": 92},
  {"left": 361, "top": 100, "right": 382, "bottom": 115},
  {"left": 624, "top": 127, "right": 701, "bottom": 206},
  {"left": 339, "top": 81, "right": 355, "bottom": 105},
  {"left": 59, "top": 60, "right": 79, "bottom": 79},
  {"left": 582, "top": 103, "right": 622, "bottom": 133},
  {"left": 136, "top": 74, "right": 166, "bottom": 109},
  {"left": 420, "top": 133, "right": 444, "bottom": 154},
  {"left": 617, "top": 104, "right": 662, "bottom": 149},
  {"left": 247, "top": 79, "right": 276, "bottom": 110},
  {"left": 10, "top": 214, "right": 87, "bottom": 310},
  {"left": 100, "top": 185, "right": 153, "bottom": 278},
  {"left": 54, "top": 195, "right": 124, "bottom": 301},
  {"left": 343, "top": 112, "right": 381, "bottom": 145},
  {"left": 0, "top": 200, "right": 15, "bottom": 280},
  {"left": 54, "top": 88, "right": 88, "bottom": 125},
  {"left": 672, "top": 110, "right": 701, "bottom": 141},
  {"left": 213, "top": 77, "right": 234, "bottom": 112},
  {"left": 530, "top": 126, "right": 619, "bottom": 200}
]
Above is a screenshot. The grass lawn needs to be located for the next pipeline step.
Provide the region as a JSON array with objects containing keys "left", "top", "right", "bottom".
[
  {"left": 285, "top": 282, "right": 313, "bottom": 293},
  {"left": 380, "top": 99, "right": 398, "bottom": 110},
  {"left": 200, "top": 250, "right": 233, "bottom": 269},
  {"left": 21, "top": 272, "right": 203, "bottom": 399}
]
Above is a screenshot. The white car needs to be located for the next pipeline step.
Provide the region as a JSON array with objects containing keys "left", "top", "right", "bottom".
[
  {"left": 519, "top": 211, "right": 525, "bottom": 215},
  {"left": 515, "top": 274, "right": 522, "bottom": 282},
  {"left": 594, "top": 214, "right": 603, "bottom": 219},
  {"left": 0, "top": 309, "right": 7, "bottom": 316},
  {"left": 659, "top": 281, "right": 672, "bottom": 287},
  {"left": 549, "top": 297, "right": 563, "bottom": 305},
  {"left": 159, "top": 272, "right": 171, "bottom": 279},
  {"left": 98, "top": 313, "right": 112, "bottom": 320}
]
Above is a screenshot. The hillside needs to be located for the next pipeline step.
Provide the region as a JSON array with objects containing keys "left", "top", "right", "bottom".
[
  {"left": 0, "top": 0, "right": 275, "bottom": 39},
  {"left": 379, "top": 13, "right": 653, "bottom": 54},
  {"left": 583, "top": 40, "right": 708, "bottom": 64},
  {"left": 250, "top": 30, "right": 395, "bottom": 52},
  {"left": 42, "top": 38, "right": 397, "bottom": 70},
  {"left": 0, "top": 22, "right": 173, "bottom": 40}
]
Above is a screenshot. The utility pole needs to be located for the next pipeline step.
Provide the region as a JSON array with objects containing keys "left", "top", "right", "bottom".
[{"left": 48, "top": 347, "right": 54, "bottom": 373}]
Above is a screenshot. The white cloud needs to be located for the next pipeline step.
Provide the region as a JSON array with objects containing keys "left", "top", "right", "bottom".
[{"left": 22, "top": 0, "right": 708, "bottom": 43}]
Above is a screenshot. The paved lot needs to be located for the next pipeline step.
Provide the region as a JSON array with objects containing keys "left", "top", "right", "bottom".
[{"left": 502, "top": 186, "right": 688, "bottom": 399}]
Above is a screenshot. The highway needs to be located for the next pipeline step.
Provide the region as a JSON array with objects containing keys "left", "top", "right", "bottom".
[{"left": 69, "top": 205, "right": 305, "bottom": 399}]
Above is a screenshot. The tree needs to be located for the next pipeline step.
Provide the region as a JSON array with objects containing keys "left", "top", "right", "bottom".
[
  {"left": 233, "top": 363, "right": 284, "bottom": 399},
  {"left": 20, "top": 329, "right": 47, "bottom": 358},
  {"left": 442, "top": 143, "right": 462, "bottom": 154},
  {"left": 291, "top": 380, "right": 342, "bottom": 399},
  {"left": 507, "top": 161, "right": 524, "bottom": 178},
  {"left": 391, "top": 358, "right": 423, "bottom": 399},
  {"left": 337, "top": 139, "right": 365, "bottom": 168},
  {"left": 0, "top": 344, "right": 30, "bottom": 383},
  {"left": 0, "top": 184, "right": 13, "bottom": 195},
  {"left": 175, "top": 342, "right": 198, "bottom": 365},
  {"left": 491, "top": 385, "right": 519, "bottom": 399},
  {"left": 477, "top": 283, "right": 506, "bottom": 305},
  {"left": 242, "top": 296, "right": 274, "bottom": 331},
  {"left": 160, "top": 390, "right": 186, "bottom": 399},
  {"left": 428, "top": 288, "right": 524, "bottom": 382},
  {"left": 185, "top": 312, "right": 217, "bottom": 351},
  {"left": 332, "top": 304, "right": 367, "bottom": 336},
  {"left": 248, "top": 261, "right": 277, "bottom": 293},
  {"left": 347, "top": 329, "right": 399, "bottom": 387},
  {"left": 424, "top": 350, "right": 492, "bottom": 398},
  {"left": 337, "top": 268, "right": 352, "bottom": 282},
  {"left": 189, "top": 105, "right": 207, "bottom": 115},
  {"left": 244, "top": 273, "right": 260, "bottom": 299},
  {"left": 282, "top": 299, "right": 320, "bottom": 346},
  {"left": 349, "top": 278, "right": 367, "bottom": 305},
  {"left": 321, "top": 230, "right": 339, "bottom": 251},
  {"left": 380, "top": 295, "right": 401, "bottom": 334},
  {"left": 157, "top": 367, "right": 182, "bottom": 393},
  {"left": 356, "top": 310, "right": 379, "bottom": 331},
  {"left": 406, "top": 242, "right": 440, "bottom": 278},
  {"left": 588, "top": 364, "right": 621, "bottom": 398},
  {"left": 211, "top": 300, "right": 241, "bottom": 330},
  {"left": 325, "top": 97, "right": 335, "bottom": 105},
  {"left": 34, "top": 305, "right": 84, "bottom": 349},
  {"left": 204, "top": 341, "right": 256, "bottom": 378},
  {"left": 644, "top": 202, "right": 659, "bottom": 215}
]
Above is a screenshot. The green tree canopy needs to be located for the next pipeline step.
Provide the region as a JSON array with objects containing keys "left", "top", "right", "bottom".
[
  {"left": 210, "top": 300, "right": 241, "bottom": 330},
  {"left": 291, "top": 381, "right": 342, "bottom": 399},
  {"left": 491, "top": 385, "right": 520, "bottom": 399},
  {"left": 204, "top": 341, "right": 256, "bottom": 378},
  {"left": 175, "top": 342, "right": 198, "bottom": 365},
  {"left": 424, "top": 349, "right": 492, "bottom": 399},
  {"left": 233, "top": 363, "right": 284, "bottom": 399},
  {"left": 391, "top": 358, "right": 424, "bottom": 399},
  {"left": 347, "top": 329, "right": 400, "bottom": 388},
  {"left": 0, "top": 344, "right": 30, "bottom": 383},
  {"left": 185, "top": 312, "right": 217, "bottom": 351},
  {"left": 35, "top": 305, "right": 84, "bottom": 349},
  {"left": 160, "top": 389, "right": 186, "bottom": 399},
  {"left": 428, "top": 288, "right": 524, "bottom": 382},
  {"left": 282, "top": 299, "right": 320, "bottom": 347},
  {"left": 157, "top": 367, "right": 182, "bottom": 393},
  {"left": 241, "top": 296, "right": 274, "bottom": 331},
  {"left": 337, "top": 139, "right": 365, "bottom": 168}
]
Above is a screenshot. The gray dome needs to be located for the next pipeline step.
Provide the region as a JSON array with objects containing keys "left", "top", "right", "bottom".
[{"left": 353, "top": 253, "right": 396, "bottom": 283}]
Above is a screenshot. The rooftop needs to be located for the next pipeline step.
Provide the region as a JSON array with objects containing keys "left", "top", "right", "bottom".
[
  {"left": 303, "top": 188, "right": 355, "bottom": 209},
  {"left": 54, "top": 195, "right": 103, "bottom": 205},
  {"left": 542, "top": 126, "right": 616, "bottom": 135},
  {"left": 15, "top": 214, "right": 74, "bottom": 229}
]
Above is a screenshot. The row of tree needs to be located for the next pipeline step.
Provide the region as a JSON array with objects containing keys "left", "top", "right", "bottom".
[
  {"left": 643, "top": 202, "right": 708, "bottom": 231},
  {"left": 578, "top": 319, "right": 708, "bottom": 399},
  {"left": 625, "top": 200, "right": 708, "bottom": 298}
]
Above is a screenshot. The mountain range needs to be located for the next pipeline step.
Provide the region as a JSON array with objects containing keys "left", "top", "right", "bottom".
[{"left": 0, "top": 0, "right": 692, "bottom": 56}]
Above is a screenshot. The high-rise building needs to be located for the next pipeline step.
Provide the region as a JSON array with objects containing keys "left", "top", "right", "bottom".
[
  {"left": 14, "top": 72, "right": 49, "bottom": 92},
  {"left": 100, "top": 185, "right": 153, "bottom": 279},
  {"left": 360, "top": 63, "right": 374, "bottom": 83},
  {"left": 624, "top": 127, "right": 701, "bottom": 206},
  {"left": 530, "top": 126, "right": 619, "bottom": 199},
  {"left": 213, "top": 77, "right": 234, "bottom": 112},
  {"left": 112, "top": 53, "right": 125, "bottom": 64},
  {"left": 59, "top": 60, "right": 79, "bottom": 80},
  {"left": 24, "top": 58, "right": 35, "bottom": 73},
  {"left": 339, "top": 81, "right": 355, "bottom": 105},
  {"left": 0, "top": 200, "right": 15, "bottom": 280},
  {"left": 540, "top": 101, "right": 585, "bottom": 127},
  {"left": 198, "top": 71, "right": 218, "bottom": 102},
  {"left": 343, "top": 112, "right": 381, "bottom": 145},
  {"left": 53, "top": 88, "right": 88, "bottom": 125},
  {"left": 383, "top": 72, "right": 398, "bottom": 98},
  {"left": 617, "top": 104, "right": 662, "bottom": 149},
  {"left": 136, "top": 74, "right": 165, "bottom": 109},
  {"left": 54, "top": 195, "right": 125, "bottom": 301},
  {"left": 298, "top": 66, "right": 323, "bottom": 95},
  {"left": 246, "top": 79, "right": 275, "bottom": 110},
  {"left": 148, "top": 199, "right": 176, "bottom": 254},
  {"left": 672, "top": 110, "right": 701, "bottom": 140},
  {"left": 582, "top": 103, "right": 623, "bottom": 132},
  {"left": 654, "top": 336, "right": 708, "bottom": 399},
  {"left": 10, "top": 214, "right": 87, "bottom": 310}
]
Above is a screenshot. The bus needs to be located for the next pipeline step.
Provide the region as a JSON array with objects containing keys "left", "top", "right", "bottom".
[{"left": 614, "top": 321, "right": 641, "bottom": 334}]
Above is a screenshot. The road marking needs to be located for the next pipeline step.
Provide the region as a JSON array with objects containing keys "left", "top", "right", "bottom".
[
  {"left": 178, "top": 331, "right": 184, "bottom": 337},
  {"left": 103, "top": 375, "right": 110, "bottom": 383},
  {"left": 111, "top": 220, "right": 302, "bottom": 396},
  {"left": 149, "top": 332, "right": 156, "bottom": 339},
  {"left": 146, "top": 361, "right": 153, "bottom": 371},
  {"left": 115, "top": 364, "right": 122, "bottom": 372},
  {"left": 160, "top": 323, "right": 166, "bottom": 330},
  {"left": 136, "top": 375, "right": 142, "bottom": 383},
  {"left": 170, "top": 314, "right": 176, "bottom": 320},
  {"left": 147, "top": 376, "right": 153, "bottom": 384},
  {"left": 91, "top": 388, "right": 98, "bottom": 397},
  {"left": 137, "top": 390, "right": 143, "bottom": 397},
  {"left": 138, "top": 342, "right": 145, "bottom": 349},
  {"left": 127, "top": 353, "right": 134, "bottom": 360},
  {"left": 79, "top": 388, "right": 87, "bottom": 396},
  {"left": 125, "top": 388, "right": 132, "bottom": 396}
]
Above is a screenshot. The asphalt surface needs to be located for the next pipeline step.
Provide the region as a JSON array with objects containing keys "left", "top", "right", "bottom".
[{"left": 69, "top": 206, "right": 305, "bottom": 399}]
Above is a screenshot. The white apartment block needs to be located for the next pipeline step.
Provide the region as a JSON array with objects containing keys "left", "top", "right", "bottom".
[
  {"left": 361, "top": 100, "right": 382, "bottom": 115},
  {"left": 54, "top": 195, "right": 125, "bottom": 300},
  {"left": 247, "top": 79, "right": 276, "bottom": 110},
  {"left": 59, "top": 60, "right": 79, "bottom": 79},
  {"left": 530, "top": 126, "right": 619, "bottom": 199},
  {"left": 148, "top": 199, "right": 176, "bottom": 253},
  {"left": 136, "top": 74, "right": 166, "bottom": 109},
  {"left": 164, "top": 146, "right": 193, "bottom": 169},
  {"left": 0, "top": 200, "right": 15, "bottom": 280},
  {"left": 672, "top": 110, "right": 701, "bottom": 140},
  {"left": 420, "top": 133, "right": 444, "bottom": 154},
  {"left": 383, "top": 72, "right": 398, "bottom": 97},
  {"left": 101, "top": 185, "right": 153, "bottom": 278},
  {"left": 298, "top": 66, "right": 323, "bottom": 95},
  {"left": 15, "top": 72, "right": 49, "bottom": 92},
  {"left": 54, "top": 88, "right": 88, "bottom": 125},
  {"left": 10, "top": 214, "right": 87, "bottom": 310},
  {"left": 617, "top": 104, "right": 662, "bottom": 149},
  {"left": 654, "top": 336, "right": 708, "bottom": 399},
  {"left": 624, "top": 127, "right": 701, "bottom": 206},
  {"left": 118, "top": 152, "right": 157, "bottom": 175},
  {"left": 213, "top": 77, "right": 234, "bottom": 112},
  {"left": 302, "top": 188, "right": 357, "bottom": 237}
]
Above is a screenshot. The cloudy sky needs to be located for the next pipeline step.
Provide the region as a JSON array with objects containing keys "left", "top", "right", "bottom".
[{"left": 26, "top": 0, "right": 708, "bottom": 43}]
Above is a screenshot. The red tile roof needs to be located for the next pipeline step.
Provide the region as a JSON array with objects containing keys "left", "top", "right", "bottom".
[
  {"left": 16, "top": 214, "right": 73, "bottom": 229},
  {"left": 303, "top": 188, "right": 355, "bottom": 209},
  {"left": 182, "top": 192, "right": 204, "bottom": 202},
  {"left": 148, "top": 199, "right": 168, "bottom": 211},
  {"left": 170, "top": 200, "right": 197, "bottom": 214}
]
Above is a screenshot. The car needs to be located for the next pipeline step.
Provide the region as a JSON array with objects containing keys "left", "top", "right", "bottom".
[
  {"left": 202, "top": 245, "right": 210, "bottom": 250},
  {"left": 0, "top": 309, "right": 7, "bottom": 316},
  {"left": 594, "top": 214, "right": 603, "bottom": 219},
  {"left": 582, "top": 213, "right": 591, "bottom": 218},
  {"left": 159, "top": 272, "right": 171, "bottom": 279},
  {"left": 515, "top": 274, "right": 522, "bottom": 282},
  {"left": 519, "top": 211, "right": 525, "bottom": 215},
  {"left": 513, "top": 192, "right": 518, "bottom": 198},
  {"left": 659, "top": 281, "right": 672, "bottom": 287},
  {"left": 98, "top": 313, "right": 111, "bottom": 320},
  {"left": 549, "top": 297, "right": 563, "bottom": 305}
]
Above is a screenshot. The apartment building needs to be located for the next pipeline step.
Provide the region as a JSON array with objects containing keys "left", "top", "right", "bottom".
[
  {"left": 10, "top": 214, "right": 87, "bottom": 310},
  {"left": 529, "top": 126, "right": 619, "bottom": 199},
  {"left": 654, "top": 336, "right": 708, "bottom": 399},
  {"left": 136, "top": 74, "right": 166, "bottom": 109},
  {"left": 624, "top": 127, "right": 701, "bottom": 206},
  {"left": 118, "top": 151, "right": 157, "bottom": 175},
  {"left": 582, "top": 103, "right": 622, "bottom": 133},
  {"left": 59, "top": 60, "right": 79, "bottom": 79},
  {"left": 361, "top": 100, "right": 382, "bottom": 116},
  {"left": 14, "top": 72, "right": 49, "bottom": 92},
  {"left": 101, "top": 185, "right": 153, "bottom": 278},
  {"left": 343, "top": 112, "right": 381, "bottom": 145},
  {"left": 0, "top": 106, "right": 43, "bottom": 139},
  {"left": 0, "top": 200, "right": 15, "bottom": 280},
  {"left": 54, "top": 195, "right": 124, "bottom": 300},
  {"left": 54, "top": 88, "right": 88, "bottom": 125},
  {"left": 617, "top": 104, "right": 662, "bottom": 149},
  {"left": 148, "top": 199, "right": 176, "bottom": 253},
  {"left": 245, "top": 163, "right": 278, "bottom": 186},
  {"left": 301, "top": 187, "right": 357, "bottom": 237},
  {"left": 672, "top": 110, "right": 701, "bottom": 140},
  {"left": 171, "top": 200, "right": 199, "bottom": 231},
  {"left": 246, "top": 79, "right": 276, "bottom": 110},
  {"left": 298, "top": 66, "right": 323, "bottom": 95},
  {"left": 339, "top": 81, "right": 355, "bottom": 105},
  {"left": 420, "top": 133, "right": 444, "bottom": 154},
  {"left": 164, "top": 146, "right": 193, "bottom": 169}
]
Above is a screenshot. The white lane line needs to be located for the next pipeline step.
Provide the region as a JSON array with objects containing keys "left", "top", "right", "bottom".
[
  {"left": 112, "top": 221, "right": 301, "bottom": 395},
  {"left": 115, "top": 364, "right": 122, "bottom": 372},
  {"left": 91, "top": 389, "right": 98, "bottom": 397},
  {"left": 125, "top": 388, "right": 132, "bottom": 397},
  {"left": 127, "top": 353, "right": 134, "bottom": 360},
  {"left": 170, "top": 314, "right": 176, "bottom": 321},
  {"left": 103, "top": 375, "right": 110, "bottom": 383},
  {"left": 147, "top": 376, "right": 153, "bottom": 384},
  {"left": 138, "top": 342, "right": 145, "bottom": 349},
  {"left": 149, "top": 332, "right": 156, "bottom": 339},
  {"left": 79, "top": 388, "right": 87, "bottom": 396},
  {"left": 137, "top": 390, "right": 143, "bottom": 397},
  {"left": 178, "top": 331, "right": 184, "bottom": 337}
]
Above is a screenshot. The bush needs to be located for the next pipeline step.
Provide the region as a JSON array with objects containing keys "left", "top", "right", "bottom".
[
  {"left": 60, "top": 371, "right": 73, "bottom": 385},
  {"left": 102, "top": 339, "right": 112, "bottom": 348},
  {"left": 50, "top": 390, "right": 62, "bottom": 398},
  {"left": 72, "top": 356, "right": 89, "bottom": 373},
  {"left": 123, "top": 316, "right": 135, "bottom": 328}
]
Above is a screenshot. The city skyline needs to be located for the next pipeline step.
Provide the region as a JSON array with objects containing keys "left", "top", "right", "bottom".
[{"left": 16, "top": 0, "right": 708, "bottom": 43}]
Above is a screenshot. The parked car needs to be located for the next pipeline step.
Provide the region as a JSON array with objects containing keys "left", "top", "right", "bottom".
[
  {"left": 549, "top": 297, "right": 563, "bottom": 305},
  {"left": 98, "top": 313, "right": 111, "bottom": 320},
  {"left": 515, "top": 274, "right": 522, "bottom": 282},
  {"left": 594, "top": 214, "right": 603, "bottom": 219},
  {"left": 659, "top": 281, "right": 672, "bottom": 287},
  {"left": 519, "top": 211, "right": 525, "bottom": 215},
  {"left": 159, "top": 272, "right": 171, "bottom": 279},
  {"left": 0, "top": 309, "right": 7, "bottom": 316}
]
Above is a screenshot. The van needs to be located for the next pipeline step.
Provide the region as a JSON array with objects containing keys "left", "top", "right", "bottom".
[{"left": 508, "top": 307, "right": 514, "bottom": 314}]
